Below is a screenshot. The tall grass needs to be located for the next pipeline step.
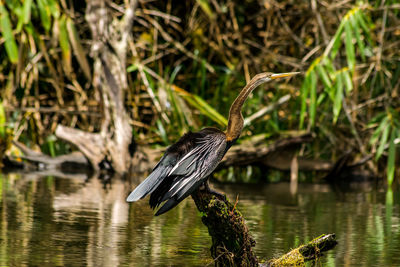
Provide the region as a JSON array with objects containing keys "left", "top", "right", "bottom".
[
  {"left": 0, "top": 1, "right": 398, "bottom": 182},
  {"left": 297, "top": 2, "right": 399, "bottom": 184}
]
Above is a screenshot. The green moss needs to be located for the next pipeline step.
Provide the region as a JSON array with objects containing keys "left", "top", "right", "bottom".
[
  {"left": 268, "top": 248, "right": 305, "bottom": 266},
  {"left": 192, "top": 189, "right": 258, "bottom": 266}
]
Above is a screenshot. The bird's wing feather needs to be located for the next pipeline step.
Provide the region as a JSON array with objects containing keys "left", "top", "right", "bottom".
[
  {"left": 126, "top": 154, "right": 174, "bottom": 202},
  {"left": 154, "top": 134, "right": 226, "bottom": 215},
  {"left": 168, "top": 143, "right": 209, "bottom": 176},
  {"left": 127, "top": 129, "right": 227, "bottom": 216}
]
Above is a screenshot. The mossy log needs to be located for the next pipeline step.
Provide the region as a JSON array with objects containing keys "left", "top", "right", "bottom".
[
  {"left": 192, "top": 189, "right": 337, "bottom": 267},
  {"left": 191, "top": 189, "right": 258, "bottom": 266},
  {"left": 264, "top": 234, "right": 337, "bottom": 266}
]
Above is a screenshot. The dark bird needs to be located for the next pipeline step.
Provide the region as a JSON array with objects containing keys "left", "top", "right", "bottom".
[{"left": 126, "top": 72, "right": 299, "bottom": 215}]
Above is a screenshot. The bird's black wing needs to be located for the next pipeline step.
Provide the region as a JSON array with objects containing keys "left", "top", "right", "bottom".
[
  {"left": 126, "top": 129, "right": 226, "bottom": 216},
  {"left": 151, "top": 132, "right": 226, "bottom": 215},
  {"left": 125, "top": 152, "right": 176, "bottom": 202},
  {"left": 126, "top": 130, "right": 203, "bottom": 202}
]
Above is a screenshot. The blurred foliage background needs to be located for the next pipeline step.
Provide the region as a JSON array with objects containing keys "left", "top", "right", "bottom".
[{"left": 0, "top": 0, "right": 399, "bottom": 183}]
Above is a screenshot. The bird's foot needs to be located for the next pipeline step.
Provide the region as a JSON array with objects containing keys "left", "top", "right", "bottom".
[{"left": 202, "top": 181, "right": 227, "bottom": 202}]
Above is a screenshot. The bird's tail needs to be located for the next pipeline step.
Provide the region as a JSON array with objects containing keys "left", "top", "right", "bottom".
[
  {"left": 126, "top": 168, "right": 166, "bottom": 202},
  {"left": 154, "top": 198, "right": 179, "bottom": 216},
  {"left": 154, "top": 178, "right": 203, "bottom": 216}
]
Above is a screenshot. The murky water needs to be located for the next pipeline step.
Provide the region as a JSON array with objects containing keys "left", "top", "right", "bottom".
[{"left": 0, "top": 172, "right": 399, "bottom": 266}]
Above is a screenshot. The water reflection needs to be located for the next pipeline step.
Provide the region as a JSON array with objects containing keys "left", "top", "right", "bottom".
[{"left": 0, "top": 172, "right": 399, "bottom": 266}]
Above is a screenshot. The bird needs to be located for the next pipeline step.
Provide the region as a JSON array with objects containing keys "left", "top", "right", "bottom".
[{"left": 126, "top": 72, "right": 299, "bottom": 216}]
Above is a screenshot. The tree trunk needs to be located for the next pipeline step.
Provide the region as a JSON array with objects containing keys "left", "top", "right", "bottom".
[
  {"left": 191, "top": 189, "right": 258, "bottom": 266},
  {"left": 55, "top": 0, "right": 137, "bottom": 174},
  {"left": 191, "top": 189, "right": 337, "bottom": 267}
]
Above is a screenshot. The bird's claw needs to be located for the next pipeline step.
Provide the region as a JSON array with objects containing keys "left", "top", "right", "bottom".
[{"left": 202, "top": 181, "right": 227, "bottom": 202}]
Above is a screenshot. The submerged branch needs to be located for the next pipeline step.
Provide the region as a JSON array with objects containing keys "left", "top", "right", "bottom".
[
  {"left": 219, "top": 132, "right": 314, "bottom": 168},
  {"left": 11, "top": 140, "right": 90, "bottom": 172},
  {"left": 264, "top": 234, "right": 337, "bottom": 266}
]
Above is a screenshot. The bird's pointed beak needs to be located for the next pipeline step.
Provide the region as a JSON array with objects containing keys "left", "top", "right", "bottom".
[{"left": 270, "top": 72, "right": 300, "bottom": 80}]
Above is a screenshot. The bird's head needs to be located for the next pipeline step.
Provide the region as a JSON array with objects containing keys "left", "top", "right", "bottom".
[
  {"left": 250, "top": 72, "right": 300, "bottom": 86},
  {"left": 226, "top": 71, "right": 300, "bottom": 142}
]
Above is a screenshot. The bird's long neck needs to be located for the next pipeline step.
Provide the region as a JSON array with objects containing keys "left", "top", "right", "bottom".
[{"left": 226, "top": 75, "right": 267, "bottom": 142}]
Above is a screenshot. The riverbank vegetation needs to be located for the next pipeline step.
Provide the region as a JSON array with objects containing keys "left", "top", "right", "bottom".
[{"left": 0, "top": 0, "right": 399, "bottom": 184}]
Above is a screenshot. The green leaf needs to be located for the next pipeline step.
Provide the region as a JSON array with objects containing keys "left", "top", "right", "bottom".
[
  {"left": 343, "top": 70, "right": 353, "bottom": 93},
  {"left": 195, "top": 0, "right": 215, "bottom": 19},
  {"left": 156, "top": 119, "right": 168, "bottom": 145},
  {"left": 267, "top": 118, "right": 280, "bottom": 132},
  {"left": 58, "top": 15, "right": 71, "bottom": 75},
  {"left": 169, "top": 65, "right": 182, "bottom": 85},
  {"left": 167, "top": 66, "right": 186, "bottom": 131},
  {"left": 369, "top": 116, "right": 388, "bottom": 145},
  {"left": 387, "top": 128, "right": 396, "bottom": 186},
  {"left": 315, "top": 64, "right": 332, "bottom": 89},
  {"left": 322, "top": 59, "right": 336, "bottom": 101},
  {"left": 355, "top": 11, "right": 373, "bottom": 46},
  {"left": 46, "top": 0, "right": 60, "bottom": 19},
  {"left": 127, "top": 64, "right": 138, "bottom": 72},
  {"left": 0, "top": 101, "right": 5, "bottom": 137},
  {"left": 37, "top": 0, "right": 51, "bottom": 31},
  {"left": 309, "top": 70, "right": 317, "bottom": 128},
  {"left": 376, "top": 124, "right": 390, "bottom": 161},
  {"left": 0, "top": 4, "right": 19, "bottom": 63},
  {"left": 15, "top": 4, "right": 25, "bottom": 33},
  {"left": 22, "top": 0, "right": 32, "bottom": 24},
  {"left": 173, "top": 85, "right": 227, "bottom": 126},
  {"left": 329, "top": 20, "right": 345, "bottom": 59},
  {"left": 369, "top": 112, "right": 388, "bottom": 127},
  {"left": 316, "top": 92, "right": 325, "bottom": 106},
  {"left": 350, "top": 13, "right": 366, "bottom": 61},
  {"left": 46, "top": 135, "right": 56, "bottom": 157},
  {"left": 386, "top": 188, "right": 393, "bottom": 206},
  {"left": 323, "top": 58, "right": 336, "bottom": 74},
  {"left": 333, "top": 72, "right": 343, "bottom": 124},
  {"left": 299, "top": 73, "right": 310, "bottom": 129},
  {"left": 344, "top": 22, "right": 355, "bottom": 71},
  {"left": 192, "top": 95, "right": 227, "bottom": 126}
]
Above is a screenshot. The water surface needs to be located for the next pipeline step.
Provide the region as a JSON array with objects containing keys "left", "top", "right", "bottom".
[{"left": 0, "top": 173, "right": 399, "bottom": 266}]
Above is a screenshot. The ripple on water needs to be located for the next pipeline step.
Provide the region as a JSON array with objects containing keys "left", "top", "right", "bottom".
[{"left": 0, "top": 173, "right": 399, "bottom": 267}]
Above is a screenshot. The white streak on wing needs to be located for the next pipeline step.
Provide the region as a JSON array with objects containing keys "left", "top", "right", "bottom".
[
  {"left": 168, "top": 152, "right": 211, "bottom": 197},
  {"left": 165, "top": 134, "right": 225, "bottom": 199},
  {"left": 168, "top": 177, "right": 183, "bottom": 192},
  {"left": 167, "top": 146, "right": 200, "bottom": 176},
  {"left": 185, "top": 144, "right": 209, "bottom": 170},
  {"left": 168, "top": 154, "right": 209, "bottom": 196},
  {"left": 185, "top": 157, "right": 198, "bottom": 171},
  {"left": 167, "top": 137, "right": 211, "bottom": 176},
  {"left": 171, "top": 173, "right": 197, "bottom": 197},
  {"left": 167, "top": 157, "right": 204, "bottom": 194}
]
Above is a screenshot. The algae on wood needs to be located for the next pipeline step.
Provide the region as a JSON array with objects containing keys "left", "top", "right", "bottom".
[
  {"left": 265, "top": 234, "right": 337, "bottom": 266},
  {"left": 192, "top": 189, "right": 258, "bottom": 266},
  {"left": 192, "top": 188, "right": 337, "bottom": 267}
]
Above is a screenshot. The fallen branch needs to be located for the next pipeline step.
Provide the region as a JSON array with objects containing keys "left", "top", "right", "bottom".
[
  {"left": 191, "top": 188, "right": 337, "bottom": 267},
  {"left": 219, "top": 132, "right": 314, "bottom": 168},
  {"left": 264, "top": 234, "right": 337, "bottom": 266},
  {"left": 12, "top": 140, "right": 89, "bottom": 172},
  {"left": 6, "top": 132, "right": 372, "bottom": 179}
]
